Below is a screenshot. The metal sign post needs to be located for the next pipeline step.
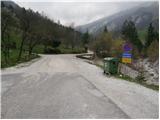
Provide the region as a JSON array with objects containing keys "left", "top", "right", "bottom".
[{"left": 122, "top": 42, "right": 132, "bottom": 64}]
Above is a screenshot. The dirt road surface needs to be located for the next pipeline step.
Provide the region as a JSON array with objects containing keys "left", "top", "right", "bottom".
[{"left": 1, "top": 54, "right": 159, "bottom": 118}]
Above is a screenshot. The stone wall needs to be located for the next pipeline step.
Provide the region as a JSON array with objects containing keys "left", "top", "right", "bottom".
[
  {"left": 133, "top": 59, "right": 159, "bottom": 85},
  {"left": 118, "top": 63, "right": 139, "bottom": 79}
]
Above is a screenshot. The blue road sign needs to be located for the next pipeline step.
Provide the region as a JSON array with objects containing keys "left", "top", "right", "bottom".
[
  {"left": 123, "top": 43, "right": 132, "bottom": 51},
  {"left": 122, "top": 53, "right": 132, "bottom": 58}
]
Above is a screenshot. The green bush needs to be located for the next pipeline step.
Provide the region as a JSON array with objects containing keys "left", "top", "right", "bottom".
[
  {"left": 111, "top": 38, "right": 125, "bottom": 58},
  {"left": 90, "top": 32, "right": 113, "bottom": 58},
  {"left": 132, "top": 46, "right": 140, "bottom": 59},
  {"left": 135, "top": 67, "right": 145, "bottom": 83},
  {"left": 136, "top": 74, "right": 145, "bottom": 83},
  {"left": 147, "top": 40, "right": 159, "bottom": 62},
  {"left": 1, "top": 49, "right": 39, "bottom": 68},
  {"left": 44, "top": 48, "right": 61, "bottom": 54},
  {"left": 60, "top": 47, "right": 86, "bottom": 54}
]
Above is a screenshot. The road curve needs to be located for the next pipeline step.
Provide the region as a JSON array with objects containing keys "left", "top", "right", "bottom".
[{"left": 1, "top": 54, "right": 159, "bottom": 118}]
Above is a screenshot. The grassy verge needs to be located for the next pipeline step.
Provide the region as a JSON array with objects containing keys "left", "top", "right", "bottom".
[
  {"left": 94, "top": 62, "right": 159, "bottom": 91},
  {"left": 1, "top": 46, "right": 85, "bottom": 68},
  {"left": 114, "top": 74, "right": 159, "bottom": 91},
  {"left": 1, "top": 49, "right": 40, "bottom": 68}
]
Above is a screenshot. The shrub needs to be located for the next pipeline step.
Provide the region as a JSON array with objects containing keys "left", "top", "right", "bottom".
[
  {"left": 132, "top": 46, "right": 140, "bottom": 59},
  {"left": 52, "top": 40, "right": 61, "bottom": 48},
  {"left": 90, "top": 32, "right": 113, "bottom": 58},
  {"left": 44, "top": 47, "right": 61, "bottom": 54},
  {"left": 147, "top": 40, "right": 159, "bottom": 62},
  {"left": 135, "top": 66, "right": 145, "bottom": 83},
  {"left": 111, "top": 38, "right": 125, "bottom": 58},
  {"left": 136, "top": 73, "right": 145, "bottom": 83}
]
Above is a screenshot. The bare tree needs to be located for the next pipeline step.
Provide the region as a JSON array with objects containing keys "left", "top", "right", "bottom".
[
  {"left": 1, "top": 8, "right": 17, "bottom": 63},
  {"left": 26, "top": 33, "right": 41, "bottom": 58},
  {"left": 17, "top": 8, "right": 31, "bottom": 61}
]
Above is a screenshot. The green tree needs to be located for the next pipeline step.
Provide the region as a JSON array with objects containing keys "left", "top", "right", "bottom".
[
  {"left": 145, "top": 23, "right": 158, "bottom": 48},
  {"left": 17, "top": 8, "right": 31, "bottom": 61},
  {"left": 1, "top": 1, "right": 85, "bottom": 67},
  {"left": 147, "top": 40, "right": 159, "bottom": 62},
  {"left": 52, "top": 39, "right": 61, "bottom": 48},
  {"left": 104, "top": 26, "right": 108, "bottom": 32},
  {"left": 1, "top": 1, "right": 5, "bottom": 7},
  {"left": 82, "top": 30, "right": 90, "bottom": 52},
  {"left": 111, "top": 38, "right": 125, "bottom": 58},
  {"left": 1, "top": 8, "right": 17, "bottom": 64},
  {"left": 91, "top": 32, "right": 113, "bottom": 58},
  {"left": 122, "top": 20, "right": 143, "bottom": 52},
  {"left": 26, "top": 33, "right": 41, "bottom": 58}
]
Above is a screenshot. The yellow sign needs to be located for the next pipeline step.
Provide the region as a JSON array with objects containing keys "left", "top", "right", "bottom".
[{"left": 122, "top": 58, "right": 132, "bottom": 63}]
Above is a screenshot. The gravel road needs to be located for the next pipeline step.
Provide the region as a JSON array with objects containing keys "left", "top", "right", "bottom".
[{"left": 1, "top": 54, "right": 159, "bottom": 118}]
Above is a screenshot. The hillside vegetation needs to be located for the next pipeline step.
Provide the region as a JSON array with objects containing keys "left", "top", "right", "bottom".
[
  {"left": 1, "top": 1, "right": 88, "bottom": 68},
  {"left": 76, "top": 2, "right": 159, "bottom": 36},
  {"left": 89, "top": 20, "right": 158, "bottom": 62},
  {"left": 1, "top": 1, "right": 159, "bottom": 69}
]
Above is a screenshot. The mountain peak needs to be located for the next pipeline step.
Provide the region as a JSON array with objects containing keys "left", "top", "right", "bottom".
[{"left": 76, "top": 2, "right": 159, "bottom": 36}]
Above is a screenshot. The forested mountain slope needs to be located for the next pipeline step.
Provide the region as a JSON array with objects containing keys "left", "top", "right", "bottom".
[{"left": 76, "top": 2, "right": 159, "bottom": 36}]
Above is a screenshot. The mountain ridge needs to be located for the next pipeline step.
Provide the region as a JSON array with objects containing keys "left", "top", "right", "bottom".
[{"left": 76, "top": 2, "right": 159, "bottom": 35}]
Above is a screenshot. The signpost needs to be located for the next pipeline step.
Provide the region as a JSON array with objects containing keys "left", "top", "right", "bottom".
[
  {"left": 122, "top": 42, "right": 132, "bottom": 64},
  {"left": 123, "top": 43, "right": 132, "bottom": 51}
]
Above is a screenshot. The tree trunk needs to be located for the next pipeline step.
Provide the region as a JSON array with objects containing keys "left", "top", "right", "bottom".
[
  {"left": 44, "top": 44, "right": 47, "bottom": 52},
  {"left": 2, "top": 48, "right": 8, "bottom": 65},
  {"left": 4, "top": 52, "right": 8, "bottom": 64},
  {"left": 7, "top": 47, "right": 10, "bottom": 58},
  {"left": 17, "top": 33, "right": 26, "bottom": 61},
  {"left": 7, "top": 34, "right": 10, "bottom": 58},
  {"left": 28, "top": 47, "right": 33, "bottom": 59},
  {"left": 71, "top": 42, "right": 74, "bottom": 50}
]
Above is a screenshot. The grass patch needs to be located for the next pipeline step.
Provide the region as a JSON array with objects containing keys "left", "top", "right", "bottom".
[
  {"left": 138, "top": 29, "right": 147, "bottom": 45},
  {"left": 114, "top": 74, "right": 159, "bottom": 91},
  {"left": 95, "top": 63, "right": 104, "bottom": 69},
  {"left": 1, "top": 45, "right": 85, "bottom": 68},
  {"left": 94, "top": 62, "right": 159, "bottom": 91},
  {"left": 33, "top": 45, "right": 44, "bottom": 54},
  {"left": 1, "top": 49, "right": 40, "bottom": 68}
]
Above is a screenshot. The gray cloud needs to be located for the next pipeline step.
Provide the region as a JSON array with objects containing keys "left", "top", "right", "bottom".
[{"left": 14, "top": 1, "right": 153, "bottom": 26}]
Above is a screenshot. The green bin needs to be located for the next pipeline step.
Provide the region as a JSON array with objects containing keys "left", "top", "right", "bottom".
[{"left": 103, "top": 57, "right": 119, "bottom": 74}]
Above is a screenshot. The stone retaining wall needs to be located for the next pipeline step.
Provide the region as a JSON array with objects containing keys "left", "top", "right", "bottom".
[{"left": 118, "top": 63, "right": 139, "bottom": 79}]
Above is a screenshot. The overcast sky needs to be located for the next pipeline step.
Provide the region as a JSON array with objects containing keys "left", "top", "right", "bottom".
[{"left": 14, "top": 0, "right": 157, "bottom": 26}]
